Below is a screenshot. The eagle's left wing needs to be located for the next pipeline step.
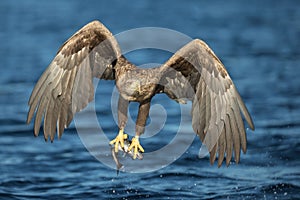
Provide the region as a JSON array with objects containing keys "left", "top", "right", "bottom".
[{"left": 159, "top": 39, "right": 254, "bottom": 167}]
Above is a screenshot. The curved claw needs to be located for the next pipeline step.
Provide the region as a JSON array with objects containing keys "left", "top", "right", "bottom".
[
  {"left": 110, "top": 129, "right": 128, "bottom": 153},
  {"left": 128, "top": 136, "right": 144, "bottom": 159}
]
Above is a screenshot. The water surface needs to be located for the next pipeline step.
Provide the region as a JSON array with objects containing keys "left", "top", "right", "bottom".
[{"left": 0, "top": 0, "right": 299, "bottom": 199}]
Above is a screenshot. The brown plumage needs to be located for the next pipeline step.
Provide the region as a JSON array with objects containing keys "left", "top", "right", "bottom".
[{"left": 27, "top": 20, "right": 254, "bottom": 167}]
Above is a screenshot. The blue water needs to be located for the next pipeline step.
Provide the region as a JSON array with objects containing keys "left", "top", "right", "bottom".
[{"left": 1, "top": 0, "right": 300, "bottom": 199}]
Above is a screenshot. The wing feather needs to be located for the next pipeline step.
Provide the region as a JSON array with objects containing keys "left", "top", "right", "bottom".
[
  {"left": 192, "top": 80, "right": 206, "bottom": 141},
  {"left": 232, "top": 97, "right": 247, "bottom": 153},
  {"left": 44, "top": 95, "right": 55, "bottom": 141},
  {"left": 34, "top": 92, "right": 47, "bottom": 136},
  {"left": 204, "top": 85, "right": 211, "bottom": 135},
  {"left": 217, "top": 125, "right": 226, "bottom": 167},
  {"left": 228, "top": 107, "right": 240, "bottom": 163},
  {"left": 234, "top": 87, "right": 255, "bottom": 130},
  {"left": 209, "top": 142, "right": 218, "bottom": 165},
  {"left": 225, "top": 114, "right": 233, "bottom": 166}
]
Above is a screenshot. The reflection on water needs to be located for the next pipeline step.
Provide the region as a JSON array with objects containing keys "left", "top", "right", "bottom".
[{"left": 0, "top": 0, "right": 299, "bottom": 199}]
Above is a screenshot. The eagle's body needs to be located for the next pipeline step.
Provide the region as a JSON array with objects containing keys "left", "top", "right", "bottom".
[
  {"left": 115, "top": 61, "right": 161, "bottom": 102},
  {"left": 27, "top": 20, "right": 254, "bottom": 167}
]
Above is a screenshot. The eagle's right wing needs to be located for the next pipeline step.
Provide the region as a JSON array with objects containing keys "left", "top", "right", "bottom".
[{"left": 27, "top": 20, "right": 121, "bottom": 141}]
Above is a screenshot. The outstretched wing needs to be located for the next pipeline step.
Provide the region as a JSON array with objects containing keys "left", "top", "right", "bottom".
[
  {"left": 160, "top": 39, "right": 254, "bottom": 167},
  {"left": 27, "top": 20, "right": 121, "bottom": 141}
]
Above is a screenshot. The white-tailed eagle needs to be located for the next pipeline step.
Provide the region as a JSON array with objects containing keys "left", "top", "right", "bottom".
[{"left": 27, "top": 20, "right": 254, "bottom": 167}]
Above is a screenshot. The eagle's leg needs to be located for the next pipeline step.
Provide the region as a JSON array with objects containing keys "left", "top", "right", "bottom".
[
  {"left": 128, "top": 100, "right": 150, "bottom": 159},
  {"left": 110, "top": 95, "right": 129, "bottom": 152}
]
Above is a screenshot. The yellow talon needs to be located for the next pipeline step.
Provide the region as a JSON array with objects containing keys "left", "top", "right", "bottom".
[
  {"left": 109, "top": 129, "right": 128, "bottom": 153},
  {"left": 128, "top": 136, "right": 144, "bottom": 159}
]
